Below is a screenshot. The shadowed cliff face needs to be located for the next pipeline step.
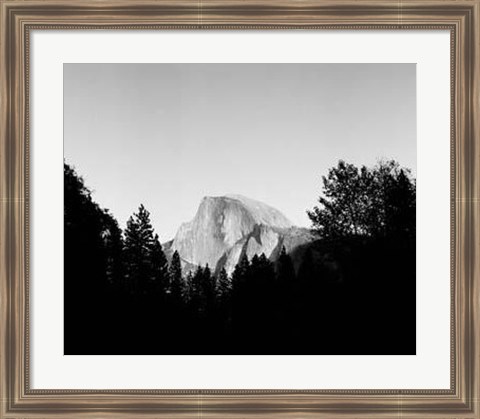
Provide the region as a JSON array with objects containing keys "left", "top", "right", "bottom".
[{"left": 169, "top": 195, "right": 314, "bottom": 274}]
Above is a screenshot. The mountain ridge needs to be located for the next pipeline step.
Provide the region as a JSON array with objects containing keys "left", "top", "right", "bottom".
[{"left": 165, "top": 194, "right": 314, "bottom": 274}]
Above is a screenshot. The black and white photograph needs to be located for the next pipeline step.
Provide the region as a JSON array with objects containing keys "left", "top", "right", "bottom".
[{"left": 64, "top": 63, "right": 416, "bottom": 355}]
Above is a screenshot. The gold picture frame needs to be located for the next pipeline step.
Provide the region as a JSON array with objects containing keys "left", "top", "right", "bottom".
[{"left": 1, "top": 0, "right": 479, "bottom": 417}]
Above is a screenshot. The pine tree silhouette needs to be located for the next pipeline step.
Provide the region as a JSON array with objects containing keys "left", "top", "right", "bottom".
[
  {"left": 216, "top": 267, "right": 231, "bottom": 299},
  {"left": 150, "top": 233, "right": 169, "bottom": 295},
  {"left": 124, "top": 205, "right": 168, "bottom": 296},
  {"left": 277, "top": 246, "right": 295, "bottom": 284},
  {"left": 169, "top": 250, "right": 184, "bottom": 304}
]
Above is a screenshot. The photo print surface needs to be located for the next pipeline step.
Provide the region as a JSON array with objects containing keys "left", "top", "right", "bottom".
[{"left": 64, "top": 63, "right": 416, "bottom": 355}]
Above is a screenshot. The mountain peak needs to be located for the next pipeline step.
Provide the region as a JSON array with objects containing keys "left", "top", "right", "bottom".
[
  {"left": 170, "top": 195, "right": 309, "bottom": 273},
  {"left": 199, "top": 194, "right": 293, "bottom": 229}
]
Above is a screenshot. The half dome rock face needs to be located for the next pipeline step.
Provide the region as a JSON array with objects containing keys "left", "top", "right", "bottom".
[
  {"left": 222, "top": 195, "right": 293, "bottom": 229},
  {"left": 171, "top": 195, "right": 294, "bottom": 270},
  {"left": 222, "top": 224, "right": 283, "bottom": 274}
]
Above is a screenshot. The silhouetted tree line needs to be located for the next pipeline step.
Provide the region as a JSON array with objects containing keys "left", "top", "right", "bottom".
[{"left": 65, "top": 159, "right": 415, "bottom": 355}]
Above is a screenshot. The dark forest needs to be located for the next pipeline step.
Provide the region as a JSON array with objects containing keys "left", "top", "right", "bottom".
[{"left": 64, "top": 160, "right": 416, "bottom": 355}]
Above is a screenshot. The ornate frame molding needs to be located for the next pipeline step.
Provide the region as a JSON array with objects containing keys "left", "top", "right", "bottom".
[{"left": 1, "top": 1, "right": 478, "bottom": 417}]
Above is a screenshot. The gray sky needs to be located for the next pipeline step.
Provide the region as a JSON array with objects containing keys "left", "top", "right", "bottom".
[{"left": 64, "top": 63, "right": 416, "bottom": 240}]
